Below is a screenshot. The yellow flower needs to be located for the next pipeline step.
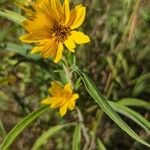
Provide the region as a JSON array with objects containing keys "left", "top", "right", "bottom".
[
  {"left": 41, "top": 81, "right": 79, "bottom": 116},
  {"left": 19, "top": 0, "right": 90, "bottom": 63}
]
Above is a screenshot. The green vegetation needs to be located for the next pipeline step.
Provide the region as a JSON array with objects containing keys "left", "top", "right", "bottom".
[{"left": 0, "top": 0, "right": 150, "bottom": 149}]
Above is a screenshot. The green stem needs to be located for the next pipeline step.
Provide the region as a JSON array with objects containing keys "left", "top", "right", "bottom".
[
  {"left": 63, "top": 64, "right": 73, "bottom": 88},
  {"left": 106, "top": 82, "right": 114, "bottom": 99},
  {"left": 63, "top": 58, "right": 91, "bottom": 148},
  {"left": 104, "top": 73, "right": 112, "bottom": 94},
  {"left": 76, "top": 107, "right": 90, "bottom": 150}
]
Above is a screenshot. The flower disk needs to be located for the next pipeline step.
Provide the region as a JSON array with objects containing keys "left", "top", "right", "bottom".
[
  {"left": 20, "top": 0, "right": 90, "bottom": 63},
  {"left": 41, "top": 81, "right": 79, "bottom": 116}
]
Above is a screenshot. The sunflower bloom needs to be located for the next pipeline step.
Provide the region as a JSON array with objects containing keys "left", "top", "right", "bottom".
[
  {"left": 19, "top": 0, "right": 90, "bottom": 63},
  {"left": 41, "top": 81, "right": 79, "bottom": 116}
]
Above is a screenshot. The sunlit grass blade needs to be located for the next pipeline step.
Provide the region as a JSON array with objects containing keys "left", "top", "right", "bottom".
[
  {"left": 117, "top": 98, "right": 150, "bottom": 110},
  {"left": 97, "top": 138, "right": 106, "bottom": 150},
  {"left": 72, "top": 66, "right": 150, "bottom": 148},
  {"left": 72, "top": 124, "right": 81, "bottom": 150},
  {"left": 31, "top": 123, "right": 75, "bottom": 150},
  {"left": 109, "top": 102, "right": 150, "bottom": 132},
  {"left": 0, "top": 118, "right": 6, "bottom": 139},
  {"left": 0, "top": 9, "right": 26, "bottom": 25},
  {"left": 0, "top": 106, "right": 49, "bottom": 150}
]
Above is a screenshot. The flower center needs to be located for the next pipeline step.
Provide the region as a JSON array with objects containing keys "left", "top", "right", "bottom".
[{"left": 51, "top": 23, "right": 71, "bottom": 42}]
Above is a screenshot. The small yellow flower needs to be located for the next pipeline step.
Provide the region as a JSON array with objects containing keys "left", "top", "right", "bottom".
[
  {"left": 19, "top": 0, "right": 90, "bottom": 63},
  {"left": 41, "top": 81, "right": 79, "bottom": 116}
]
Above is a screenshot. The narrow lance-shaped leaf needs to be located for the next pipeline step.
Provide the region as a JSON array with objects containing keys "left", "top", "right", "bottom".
[
  {"left": 97, "top": 138, "right": 106, "bottom": 150},
  {"left": 132, "top": 73, "right": 150, "bottom": 96},
  {"left": 109, "top": 101, "right": 150, "bottom": 132},
  {"left": 72, "top": 67, "right": 150, "bottom": 148},
  {"left": 0, "top": 118, "right": 6, "bottom": 139},
  {"left": 72, "top": 124, "right": 81, "bottom": 150},
  {"left": 117, "top": 98, "right": 150, "bottom": 110},
  {"left": 0, "top": 10, "right": 26, "bottom": 25},
  {"left": 0, "top": 106, "right": 49, "bottom": 150}
]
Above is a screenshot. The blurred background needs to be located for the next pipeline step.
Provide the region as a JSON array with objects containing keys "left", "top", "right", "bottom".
[{"left": 0, "top": 0, "right": 150, "bottom": 149}]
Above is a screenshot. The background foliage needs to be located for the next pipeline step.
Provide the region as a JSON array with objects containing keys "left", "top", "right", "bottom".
[{"left": 0, "top": 0, "right": 150, "bottom": 149}]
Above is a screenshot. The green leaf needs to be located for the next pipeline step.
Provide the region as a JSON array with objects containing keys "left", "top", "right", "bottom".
[
  {"left": 31, "top": 123, "right": 74, "bottom": 150},
  {"left": 0, "top": 29, "right": 9, "bottom": 42},
  {"left": 97, "top": 138, "right": 106, "bottom": 150},
  {"left": 0, "top": 106, "right": 49, "bottom": 150},
  {"left": 4, "top": 43, "right": 40, "bottom": 60},
  {"left": 117, "top": 98, "right": 150, "bottom": 110},
  {"left": 0, "top": 118, "right": 6, "bottom": 139},
  {"left": 109, "top": 102, "right": 150, "bottom": 132},
  {"left": 72, "top": 124, "right": 81, "bottom": 150},
  {"left": 73, "top": 67, "right": 150, "bottom": 148},
  {"left": 133, "top": 73, "right": 150, "bottom": 96},
  {"left": 6, "top": 43, "right": 28, "bottom": 56},
  {"left": 0, "top": 10, "right": 26, "bottom": 25}
]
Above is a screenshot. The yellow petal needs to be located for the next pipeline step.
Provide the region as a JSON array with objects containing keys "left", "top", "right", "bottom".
[
  {"left": 72, "top": 94, "right": 79, "bottom": 101},
  {"left": 50, "top": 97, "right": 65, "bottom": 108},
  {"left": 42, "top": 0, "right": 63, "bottom": 20},
  {"left": 64, "top": 36, "right": 75, "bottom": 52},
  {"left": 67, "top": 7, "right": 76, "bottom": 27},
  {"left": 19, "top": 34, "right": 39, "bottom": 43},
  {"left": 31, "top": 46, "right": 41, "bottom": 54},
  {"left": 23, "top": 12, "right": 53, "bottom": 32},
  {"left": 41, "top": 97, "right": 54, "bottom": 104},
  {"left": 63, "top": 0, "right": 70, "bottom": 24},
  {"left": 49, "top": 81, "right": 63, "bottom": 96},
  {"left": 70, "top": 5, "right": 86, "bottom": 29},
  {"left": 50, "top": 0, "right": 62, "bottom": 9},
  {"left": 40, "top": 39, "right": 58, "bottom": 58},
  {"left": 60, "top": 103, "right": 68, "bottom": 116},
  {"left": 68, "top": 94, "right": 79, "bottom": 110},
  {"left": 19, "top": 32, "right": 50, "bottom": 43},
  {"left": 50, "top": 0, "right": 63, "bottom": 10},
  {"left": 71, "top": 31, "right": 90, "bottom": 44},
  {"left": 54, "top": 42, "right": 64, "bottom": 63},
  {"left": 68, "top": 100, "right": 75, "bottom": 110},
  {"left": 34, "top": 0, "right": 50, "bottom": 12},
  {"left": 48, "top": 8, "right": 60, "bottom": 21},
  {"left": 39, "top": 0, "right": 60, "bottom": 21},
  {"left": 55, "top": 0, "right": 64, "bottom": 19},
  {"left": 31, "top": 40, "right": 49, "bottom": 54},
  {"left": 36, "top": 12, "right": 54, "bottom": 28},
  {"left": 64, "top": 83, "right": 73, "bottom": 94}
]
